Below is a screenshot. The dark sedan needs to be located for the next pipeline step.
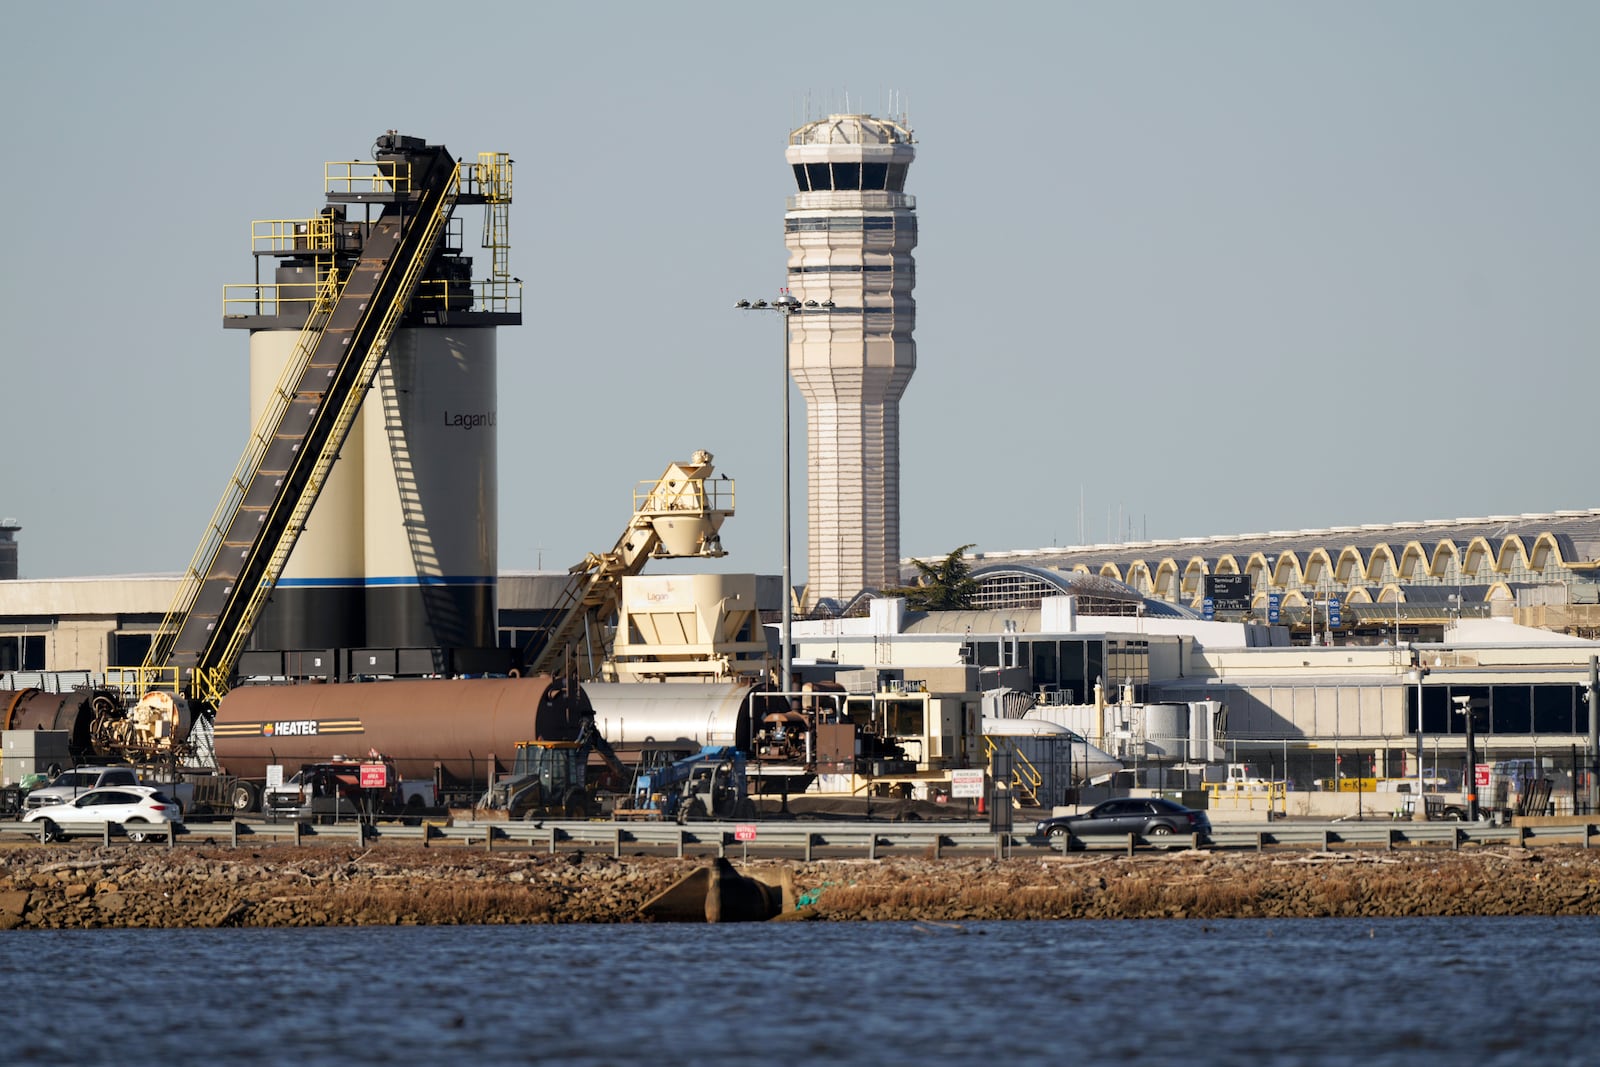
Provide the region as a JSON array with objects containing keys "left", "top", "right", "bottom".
[{"left": 1036, "top": 798, "right": 1211, "bottom": 850}]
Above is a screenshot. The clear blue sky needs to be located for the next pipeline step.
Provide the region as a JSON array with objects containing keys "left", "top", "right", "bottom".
[{"left": 3, "top": 1, "right": 1596, "bottom": 581}]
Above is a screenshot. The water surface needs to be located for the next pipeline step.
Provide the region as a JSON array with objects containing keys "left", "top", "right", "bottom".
[{"left": 8, "top": 917, "right": 1591, "bottom": 1066}]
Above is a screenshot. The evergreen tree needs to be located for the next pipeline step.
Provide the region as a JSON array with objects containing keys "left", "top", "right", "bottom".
[{"left": 883, "top": 544, "right": 979, "bottom": 610}]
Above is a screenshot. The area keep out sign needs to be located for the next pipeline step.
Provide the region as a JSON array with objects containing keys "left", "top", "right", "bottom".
[
  {"left": 950, "top": 769, "right": 985, "bottom": 799},
  {"left": 359, "top": 763, "right": 389, "bottom": 789}
]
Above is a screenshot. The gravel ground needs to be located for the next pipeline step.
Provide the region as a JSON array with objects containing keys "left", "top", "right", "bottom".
[{"left": 4, "top": 840, "right": 1600, "bottom": 928}]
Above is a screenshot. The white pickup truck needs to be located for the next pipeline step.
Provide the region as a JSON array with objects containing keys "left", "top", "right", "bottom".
[
  {"left": 1202, "top": 763, "right": 1277, "bottom": 791},
  {"left": 22, "top": 765, "right": 142, "bottom": 810}
]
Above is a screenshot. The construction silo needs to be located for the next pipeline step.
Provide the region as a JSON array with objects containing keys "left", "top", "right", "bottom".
[
  {"left": 783, "top": 113, "right": 918, "bottom": 606},
  {"left": 247, "top": 324, "right": 365, "bottom": 650},
  {"left": 360, "top": 325, "right": 498, "bottom": 649},
  {"left": 224, "top": 134, "right": 517, "bottom": 658}
]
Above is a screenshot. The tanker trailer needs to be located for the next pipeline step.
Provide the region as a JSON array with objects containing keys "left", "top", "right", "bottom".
[
  {"left": 210, "top": 674, "right": 592, "bottom": 811},
  {"left": 583, "top": 680, "right": 756, "bottom": 756},
  {"left": 582, "top": 681, "right": 813, "bottom": 796}
]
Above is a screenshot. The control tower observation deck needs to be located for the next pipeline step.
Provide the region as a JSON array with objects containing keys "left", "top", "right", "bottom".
[{"left": 783, "top": 113, "right": 917, "bottom": 608}]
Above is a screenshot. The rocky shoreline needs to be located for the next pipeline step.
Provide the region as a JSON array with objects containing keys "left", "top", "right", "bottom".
[{"left": 4, "top": 842, "right": 1600, "bottom": 929}]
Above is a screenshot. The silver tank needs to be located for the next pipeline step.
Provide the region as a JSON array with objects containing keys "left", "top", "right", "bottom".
[{"left": 582, "top": 682, "right": 757, "bottom": 753}]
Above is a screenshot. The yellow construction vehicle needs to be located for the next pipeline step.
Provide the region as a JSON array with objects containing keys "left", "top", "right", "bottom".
[{"left": 484, "top": 720, "right": 629, "bottom": 820}]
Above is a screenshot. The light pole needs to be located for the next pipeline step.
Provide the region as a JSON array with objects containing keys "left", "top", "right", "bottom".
[
  {"left": 1393, "top": 579, "right": 1401, "bottom": 647},
  {"left": 1454, "top": 694, "right": 1478, "bottom": 822},
  {"left": 1588, "top": 656, "right": 1599, "bottom": 816},
  {"left": 1406, "top": 647, "right": 1427, "bottom": 821},
  {"left": 736, "top": 294, "right": 831, "bottom": 699}
]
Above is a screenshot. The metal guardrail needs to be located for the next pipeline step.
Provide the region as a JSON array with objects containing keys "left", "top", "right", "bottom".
[
  {"left": 3, "top": 818, "right": 1596, "bottom": 856},
  {"left": 1203, "top": 820, "right": 1600, "bottom": 852},
  {"left": 0, "top": 820, "right": 182, "bottom": 847},
  {"left": 0, "top": 818, "right": 1012, "bottom": 858}
]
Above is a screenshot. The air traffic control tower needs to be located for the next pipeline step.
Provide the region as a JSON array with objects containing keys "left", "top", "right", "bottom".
[{"left": 784, "top": 114, "right": 917, "bottom": 607}]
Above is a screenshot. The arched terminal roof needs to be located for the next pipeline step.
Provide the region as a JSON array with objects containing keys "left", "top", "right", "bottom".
[
  {"left": 967, "top": 563, "right": 1199, "bottom": 617},
  {"left": 942, "top": 510, "right": 1600, "bottom": 613}
]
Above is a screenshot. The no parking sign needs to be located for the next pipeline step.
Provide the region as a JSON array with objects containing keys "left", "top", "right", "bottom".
[{"left": 950, "top": 769, "right": 985, "bottom": 799}]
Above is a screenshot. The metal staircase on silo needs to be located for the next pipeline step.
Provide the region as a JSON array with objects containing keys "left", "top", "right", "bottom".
[{"left": 375, "top": 152, "right": 515, "bottom": 653}]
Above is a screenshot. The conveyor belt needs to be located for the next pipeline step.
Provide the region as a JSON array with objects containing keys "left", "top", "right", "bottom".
[{"left": 146, "top": 140, "right": 461, "bottom": 705}]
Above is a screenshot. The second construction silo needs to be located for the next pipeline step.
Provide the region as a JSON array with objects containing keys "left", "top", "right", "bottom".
[{"left": 359, "top": 326, "right": 498, "bottom": 649}]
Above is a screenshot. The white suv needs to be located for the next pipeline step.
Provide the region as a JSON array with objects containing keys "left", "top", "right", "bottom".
[
  {"left": 21, "top": 785, "right": 183, "bottom": 842},
  {"left": 23, "top": 765, "right": 141, "bottom": 810}
]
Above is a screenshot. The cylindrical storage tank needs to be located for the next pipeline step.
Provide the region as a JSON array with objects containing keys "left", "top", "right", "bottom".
[
  {"left": 3, "top": 689, "right": 97, "bottom": 757},
  {"left": 247, "top": 323, "right": 366, "bottom": 650},
  {"left": 1141, "top": 704, "right": 1190, "bottom": 760},
  {"left": 583, "top": 682, "right": 756, "bottom": 754},
  {"left": 1, "top": 688, "right": 192, "bottom": 764},
  {"left": 211, "top": 675, "right": 585, "bottom": 785},
  {"left": 361, "top": 327, "right": 497, "bottom": 649}
]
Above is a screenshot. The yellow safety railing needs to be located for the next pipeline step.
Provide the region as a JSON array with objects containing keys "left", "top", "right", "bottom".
[
  {"left": 222, "top": 283, "right": 280, "bottom": 318},
  {"left": 250, "top": 217, "right": 336, "bottom": 254},
  {"left": 325, "top": 160, "right": 411, "bottom": 196},
  {"left": 635, "top": 475, "right": 735, "bottom": 515},
  {"left": 231, "top": 276, "right": 513, "bottom": 320},
  {"left": 222, "top": 275, "right": 346, "bottom": 318},
  {"left": 1203, "top": 780, "right": 1288, "bottom": 815},
  {"left": 462, "top": 153, "right": 514, "bottom": 289},
  {"left": 984, "top": 735, "right": 1043, "bottom": 807},
  {"left": 476, "top": 277, "right": 522, "bottom": 313},
  {"left": 408, "top": 278, "right": 471, "bottom": 311},
  {"left": 463, "top": 152, "right": 512, "bottom": 201},
  {"left": 104, "top": 666, "right": 183, "bottom": 699},
  {"left": 189, "top": 666, "right": 232, "bottom": 710}
]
